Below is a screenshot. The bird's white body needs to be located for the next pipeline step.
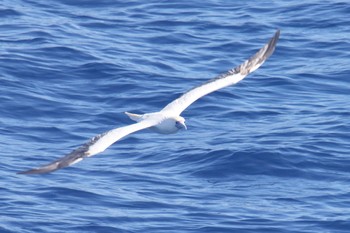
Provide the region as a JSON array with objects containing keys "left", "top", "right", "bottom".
[
  {"left": 150, "top": 115, "right": 185, "bottom": 134},
  {"left": 125, "top": 111, "right": 185, "bottom": 134},
  {"left": 19, "top": 30, "right": 280, "bottom": 174}
]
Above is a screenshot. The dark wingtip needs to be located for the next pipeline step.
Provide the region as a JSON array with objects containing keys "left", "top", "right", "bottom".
[
  {"left": 17, "top": 170, "right": 41, "bottom": 175},
  {"left": 17, "top": 170, "right": 32, "bottom": 175},
  {"left": 234, "top": 29, "right": 280, "bottom": 75},
  {"left": 17, "top": 139, "right": 93, "bottom": 175},
  {"left": 17, "top": 163, "right": 60, "bottom": 175},
  {"left": 257, "top": 29, "right": 280, "bottom": 63},
  {"left": 17, "top": 169, "right": 51, "bottom": 175},
  {"left": 266, "top": 29, "right": 280, "bottom": 57}
]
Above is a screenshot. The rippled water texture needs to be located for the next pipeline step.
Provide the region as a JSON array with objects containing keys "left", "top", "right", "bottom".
[{"left": 1, "top": 1, "right": 350, "bottom": 232}]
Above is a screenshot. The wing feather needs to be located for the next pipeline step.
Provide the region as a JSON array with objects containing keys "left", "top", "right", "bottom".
[
  {"left": 161, "top": 30, "right": 280, "bottom": 115},
  {"left": 18, "top": 119, "right": 157, "bottom": 174}
]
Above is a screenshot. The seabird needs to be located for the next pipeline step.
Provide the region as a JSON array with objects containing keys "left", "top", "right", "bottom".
[{"left": 18, "top": 30, "right": 280, "bottom": 174}]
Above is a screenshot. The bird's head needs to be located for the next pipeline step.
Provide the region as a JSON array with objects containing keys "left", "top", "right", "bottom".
[{"left": 175, "top": 116, "right": 187, "bottom": 130}]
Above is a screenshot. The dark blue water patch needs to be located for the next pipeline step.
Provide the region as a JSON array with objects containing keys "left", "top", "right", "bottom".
[
  {"left": 70, "top": 61, "right": 125, "bottom": 79},
  {"left": 197, "top": 226, "right": 288, "bottom": 233},
  {"left": 0, "top": 8, "right": 22, "bottom": 17},
  {"left": 0, "top": 57, "right": 72, "bottom": 84},
  {"left": 79, "top": 20, "right": 127, "bottom": 30},
  {"left": 188, "top": 149, "right": 301, "bottom": 178},
  {"left": 35, "top": 186, "right": 107, "bottom": 204},
  {"left": 68, "top": 225, "right": 133, "bottom": 233},
  {"left": 316, "top": 220, "right": 350, "bottom": 233},
  {"left": 25, "top": 46, "right": 99, "bottom": 65},
  {"left": 0, "top": 227, "right": 14, "bottom": 233},
  {"left": 53, "top": 0, "right": 138, "bottom": 8},
  {"left": 1, "top": 36, "right": 48, "bottom": 45},
  {"left": 144, "top": 32, "right": 206, "bottom": 46},
  {"left": 19, "top": 30, "right": 54, "bottom": 39}
]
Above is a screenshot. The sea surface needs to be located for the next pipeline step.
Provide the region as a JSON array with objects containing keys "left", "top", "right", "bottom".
[{"left": 1, "top": 0, "right": 350, "bottom": 232}]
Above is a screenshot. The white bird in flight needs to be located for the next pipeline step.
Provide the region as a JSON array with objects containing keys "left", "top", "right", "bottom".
[{"left": 19, "top": 30, "right": 280, "bottom": 174}]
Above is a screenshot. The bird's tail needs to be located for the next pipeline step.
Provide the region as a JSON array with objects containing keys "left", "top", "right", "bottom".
[{"left": 125, "top": 112, "right": 143, "bottom": 122}]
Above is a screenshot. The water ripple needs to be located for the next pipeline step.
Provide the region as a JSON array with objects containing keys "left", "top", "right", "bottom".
[{"left": 1, "top": 0, "right": 350, "bottom": 232}]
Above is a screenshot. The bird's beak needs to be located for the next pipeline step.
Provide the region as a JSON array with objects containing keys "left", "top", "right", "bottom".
[
  {"left": 181, "top": 122, "right": 187, "bottom": 130},
  {"left": 176, "top": 121, "right": 187, "bottom": 130}
]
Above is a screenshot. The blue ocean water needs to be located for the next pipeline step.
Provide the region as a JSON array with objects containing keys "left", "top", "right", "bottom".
[{"left": 1, "top": 0, "right": 350, "bottom": 232}]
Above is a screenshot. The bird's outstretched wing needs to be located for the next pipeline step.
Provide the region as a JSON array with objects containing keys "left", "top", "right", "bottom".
[
  {"left": 161, "top": 30, "right": 280, "bottom": 116},
  {"left": 18, "top": 119, "right": 158, "bottom": 174}
]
